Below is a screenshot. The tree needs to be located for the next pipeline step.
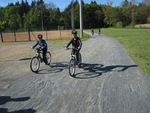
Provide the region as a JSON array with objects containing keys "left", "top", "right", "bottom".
[
  {"left": 1, "top": 0, "right": 150, "bottom": 31},
  {"left": 74, "top": 0, "right": 80, "bottom": 28},
  {"left": 122, "top": 0, "right": 129, "bottom": 7},
  {"left": 135, "top": 3, "right": 150, "bottom": 24},
  {"left": 31, "top": 0, "right": 37, "bottom": 8},
  {"left": 94, "top": 5, "right": 104, "bottom": 28},
  {"left": 24, "top": 8, "right": 41, "bottom": 28},
  {"left": 83, "top": 2, "right": 100, "bottom": 28},
  {"left": 103, "top": 6, "right": 124, "bottom": 27},
  {"left": 4, "top": 6, "right": 20, "bottom": 30},
  {"left": 0, "top": 8, "right": 6, "bottom": 30},
  {"left": 142, "top": 0, "right": 150, "bottom": 5},
  {"left": 46, "top": 8, "right": 61, "bottom": 26}
]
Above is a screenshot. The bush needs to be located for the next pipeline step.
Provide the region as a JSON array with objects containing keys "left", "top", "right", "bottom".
[
  {"left": 114, "top": 21, "right": 123, "bottom": 28},
  {"left": 147, "top": 17, "right": 150, "bottom": 23},
  {"left": 130, "top": 22, "right": 136, "bottom": 28}
]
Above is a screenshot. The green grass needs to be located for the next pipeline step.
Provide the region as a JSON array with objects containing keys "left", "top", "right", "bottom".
[{"left": 95, "top": 28, "right": 150, "bottom": 75}]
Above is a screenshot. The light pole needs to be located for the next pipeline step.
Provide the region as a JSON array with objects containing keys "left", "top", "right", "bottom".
[
  {"left": 71, "top": 0, "right": 74, "bottom": 30},
  {"left": 80, "top": 0, "right": 83, "bottom": 37},
  {"left": 41, "top": 9, "right": 44, "bottom": 31},
  {"left": 37, "top": 3, "right": 44, "bottom": 31}
]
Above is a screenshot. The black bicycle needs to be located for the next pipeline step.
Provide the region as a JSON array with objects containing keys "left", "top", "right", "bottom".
[
  {"left": 30, "top": 47, "right": 51, "bottom": 73},
  {"left": 67, "top": 48, "right": 82, "bottom": 76}
]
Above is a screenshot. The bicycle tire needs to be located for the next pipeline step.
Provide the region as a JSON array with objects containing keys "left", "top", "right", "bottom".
[
  {"left": 78, "top": 53, "right": 82, "bottom": 68},
  {"left": 69, "top": 59, "right": 76, "bottom": 76},
  {"left": 46, "top": 51, "right": 52, "bottom": 65},
  {"left": 30, "top": 56, "right": 40, "bottom": 73}
]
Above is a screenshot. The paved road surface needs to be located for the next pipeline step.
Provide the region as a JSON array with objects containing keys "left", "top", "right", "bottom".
[{"left": 0, "top": 31, "right": 150, "bottom": 113}]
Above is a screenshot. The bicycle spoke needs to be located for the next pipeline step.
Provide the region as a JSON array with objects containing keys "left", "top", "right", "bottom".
[
  {"left": 69, "top": 59, "right": 75, "bottom": 76},
  {"left": 46, "top": 52, "right": 51, "bottom": 65},
  {"left": 30, "top": 57, "right": 40, "bottom": 73}
]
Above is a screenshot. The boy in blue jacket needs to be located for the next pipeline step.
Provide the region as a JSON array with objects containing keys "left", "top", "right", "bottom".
[{"left": 32, "top": 34, "right": 48, "bottom": 65}]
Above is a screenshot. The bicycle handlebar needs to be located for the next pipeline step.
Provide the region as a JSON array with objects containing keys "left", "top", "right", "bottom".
[{"left": 66, "top": 47, "right": 79, "bottom": 51}]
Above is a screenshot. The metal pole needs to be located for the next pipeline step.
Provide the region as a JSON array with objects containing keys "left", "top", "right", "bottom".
[
  {"left": 71, "top": 0, "right": 74, "bottom": 30},
  {"left": 41, "top": 9, "right": 44, "bottom": 31},
  {"left": 80, "top": 0, "right": 83, "bottom": 37}
]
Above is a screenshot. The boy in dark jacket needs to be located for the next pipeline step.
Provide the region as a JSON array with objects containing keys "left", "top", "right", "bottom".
[{"left": 66, "top": 30, "right": 82, "bottom": 63}]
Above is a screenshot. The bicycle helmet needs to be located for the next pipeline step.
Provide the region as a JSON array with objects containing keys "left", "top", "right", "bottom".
[
  {"left": 37, "top": 34, "right": 43, "bottom": 38},
  {"left": 71, "top": 30, "right": 77, "bottom": 34}
]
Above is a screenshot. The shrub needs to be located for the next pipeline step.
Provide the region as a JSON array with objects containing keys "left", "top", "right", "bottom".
[{"left": 114, "top": 21, "right": 123, "bottom": 28}]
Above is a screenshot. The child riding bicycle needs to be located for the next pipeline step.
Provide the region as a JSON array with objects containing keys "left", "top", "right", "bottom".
[
  {"left": 32, "top": 34, "right": 49, "bottom": 65},
  {"left": 66, "top": 30, "right": 82, "bottom": 65}
]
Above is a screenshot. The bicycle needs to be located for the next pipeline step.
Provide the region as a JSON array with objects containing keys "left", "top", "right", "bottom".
[
  {"left": 30, "top": 47, "right": 51, "bottom": 73},
  {"left": 66, "top": 48, "right": 82, "bottom": 76}
]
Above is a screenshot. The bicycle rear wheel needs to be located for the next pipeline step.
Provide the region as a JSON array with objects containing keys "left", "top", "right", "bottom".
[
  {"left": 30, "top": 57, "right": 40, "bottom": 73},
  {"left": 78, "top": 53, "right": 82, "bottom": 68},
  {"left": 46, "top": 51, "right": 52, "bottom": 65},
  {"left": 69, "top": 59, "right": 76, "bottom": 76}
]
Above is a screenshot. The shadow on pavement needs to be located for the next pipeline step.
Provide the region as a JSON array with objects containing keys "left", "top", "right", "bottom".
[
  {"left": 74, "top": 63, "right": 138, "bottom": 79},
  {"left": 19, "top": 58, "right": 31, "bottom": 61},
  {"left": 0, "top": 96, "right": 30, "bottom": 105},
  {"left": 0, "top": 108, "right": 36, "bottom": 113},
  {"left": 36, "top": 62, "right": 69, "bottom": 74},
  {"left": 0, "top": 96, "right": 35, "bottom": 113}
]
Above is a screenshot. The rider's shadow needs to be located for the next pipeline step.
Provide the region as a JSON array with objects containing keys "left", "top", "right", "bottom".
[
  {"left": 0, "top": 108, "right": 36, "bottom": 113},
  {"left": 37, "top": 62, "right": 68, "bottom": 74},
  {"left": 0, "top": 96, "right": 30, "bottom": 105},
  {"left": 19, "top": 58, "right": 31, "bottom": 61},
  {"left": 0, "top": 97, "right": 35, "bottom": 113},
  {"left": 74, "top": 63, "right": 138, "bottom": 79}
]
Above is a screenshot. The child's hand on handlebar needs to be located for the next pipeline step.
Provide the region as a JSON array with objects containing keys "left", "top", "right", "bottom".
[
  {"left": 65, "top": 47, "right": 69, "bottom": 50},
  {"left": 78, "top": 46, "right": 81, "bottom": 50},
  {"left": 40, "top": 47, "right": 44, "bottom": 49}
]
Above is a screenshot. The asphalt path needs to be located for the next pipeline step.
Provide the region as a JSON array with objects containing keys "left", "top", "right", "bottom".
[{"left": 0, "top": 31, "right": 150, "bottom": 113}]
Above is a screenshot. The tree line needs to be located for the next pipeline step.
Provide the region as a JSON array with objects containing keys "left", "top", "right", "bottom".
[{"left": 0, "top": 0, "right": 150, "bottom": 32}]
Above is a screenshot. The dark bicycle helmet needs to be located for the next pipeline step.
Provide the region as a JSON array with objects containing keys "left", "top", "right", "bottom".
[
  {"left": 37, "top": 34, "right": 43, "bottom": 38},
  {"left": 71, "top": 30, "right": 77, "bottom": 34}
]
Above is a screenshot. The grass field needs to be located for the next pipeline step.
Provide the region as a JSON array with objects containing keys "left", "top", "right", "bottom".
[{"left": 95, "top": 28, "right": 150, "bottom": 75}]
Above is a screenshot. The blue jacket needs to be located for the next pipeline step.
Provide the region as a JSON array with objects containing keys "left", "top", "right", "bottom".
[{"left": 32, "top": 40, "right": 47, "bottom": 49}]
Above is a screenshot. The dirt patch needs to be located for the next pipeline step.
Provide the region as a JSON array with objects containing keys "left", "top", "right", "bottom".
[{"left": 0, "top": 42, "right": 34, "bottom": 61}]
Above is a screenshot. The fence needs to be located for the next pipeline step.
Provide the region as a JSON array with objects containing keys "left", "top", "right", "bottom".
[{"left": 0, "top": 27, "right": 72, "bottom": 42}]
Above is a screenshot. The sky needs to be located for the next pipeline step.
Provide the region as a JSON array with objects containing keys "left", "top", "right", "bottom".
[{"left": 0, "top": 0, "right": 142, "bottom": 10}]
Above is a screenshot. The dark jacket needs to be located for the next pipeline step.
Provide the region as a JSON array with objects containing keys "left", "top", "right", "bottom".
[{"left": 66, "top": 37, "right": 82, "bottom": 49}]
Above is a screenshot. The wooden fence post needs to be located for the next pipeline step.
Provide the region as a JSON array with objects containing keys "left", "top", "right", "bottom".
[
  {"left": 28, "top": 27, "right": 31, "bottom": 41},
  {"left": 0, "top": 29, "right": 3, "bottom": 42},
  {"left": 14, "top": 30, "right": 16, "bottom": 42}
]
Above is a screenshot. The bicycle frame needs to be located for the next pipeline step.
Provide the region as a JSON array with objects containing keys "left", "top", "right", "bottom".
[
  {"left": 71, "top": 54, "right": 78, "bottom": 65},
  {"left": 34, "top": 48, "right": 43, "bottom": 62},
  {"left": 67, "top": 47, "right": 81, "bottom": 65}
]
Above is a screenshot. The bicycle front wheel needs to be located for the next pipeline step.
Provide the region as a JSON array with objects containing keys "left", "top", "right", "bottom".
[
  {"left": 30, "top": 57, "right": 40, "bottom": 73},
  {"left": 69, "top": 59, "right": 76, "bottom": 76},
  {"left": 46, "top": 51, "right": 52, "bottom": 65}
]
